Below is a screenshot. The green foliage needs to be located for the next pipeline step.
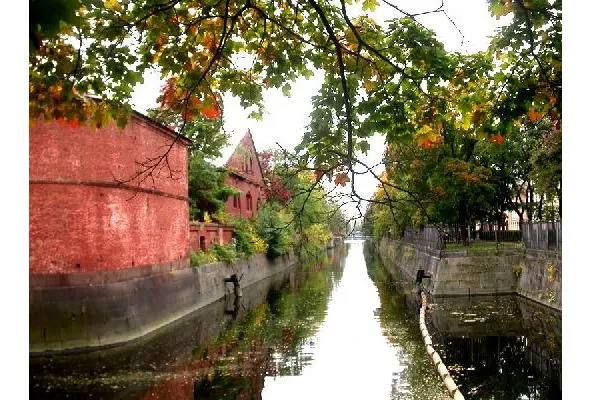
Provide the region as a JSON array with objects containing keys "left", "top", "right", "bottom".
[
  {"left": 299, "top": 223, "right": 333, "bottom": 258},
  {"left": 255, "top": 203, "right": 294, "bottom": 258},
  {"left": 190, "top": 249, "right": 218, "bottom": 267},
  {"left": 29, "top": 0, "right": 560, "bottom": 240},
  {"left": 188, "top": 155, "right": 239, "bottom": 222},
  {"left": 29, "top": 0, "right": 81, "bottom": 50},
  {"left": 326, "top": 201, "right": 348, "bottom": 237},
  {"left": 209, "top": 243, "right": 238, "bottom": 264},
  {"left": 531, "top": 127, "right": 562, "bottom": 200},
  {"left": 148, "top": 107, "right": 230, "bottom": 159},
  {"left": 233, "top": 218, "right": 256, "bottom": 257}
]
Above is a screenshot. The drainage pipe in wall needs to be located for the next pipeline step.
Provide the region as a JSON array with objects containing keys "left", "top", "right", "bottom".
[{"left": 419, "top": 290, "right": 465, "bottom": 400}]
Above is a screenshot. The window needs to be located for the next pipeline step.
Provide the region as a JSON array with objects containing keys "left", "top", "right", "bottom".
[
  {"left": 233, "top": 195, "right": 238, "bottom": 208},
  {"left": 199, "top": 236, "right": 206, "bottom": 252},
  {"left": 246, "top": 193, "right": 252, "bottom": 211},
  {"left": 249, "top": 158, "right": 253, "bottom": 173}
]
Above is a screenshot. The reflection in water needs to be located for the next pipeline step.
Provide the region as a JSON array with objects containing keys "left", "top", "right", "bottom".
[
  {"left": 30, "top": 242, "right": 449, "bottom": 399},
  {"left": 428, "top": 295, "right": 562, "bottom": 399},
  {"left": 261, "top": 240, "right": 443, "bottom": 399},
  {"left": 365, "top": 246, "right": 448, "bottom": 400},
  {"left": 31, "top": 242, "right": 559, "bottom": 400},
  {"left": 30, "top": 247, "right": 346, "bottom": 399},
  {"left": 365, "top": 243, "right": 562, "bottom": 400}
]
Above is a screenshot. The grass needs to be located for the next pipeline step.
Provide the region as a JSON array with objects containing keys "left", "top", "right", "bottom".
[{"left": 444, "top": 241, "right": 524, "bottom": 251}]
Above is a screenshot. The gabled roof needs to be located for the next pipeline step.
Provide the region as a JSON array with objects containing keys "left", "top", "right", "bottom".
[
  {"left": 213, "top": 130, "right": 262, "bottom": 166},
  {"left": 214, "top": 129, "right": 265, "bottom": 184},
  {"left": 212, "top": 131, "right": 245, "bottom": 168}
]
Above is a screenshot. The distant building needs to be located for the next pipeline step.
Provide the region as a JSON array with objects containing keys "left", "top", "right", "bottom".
[
  {"left": 190, "top": 129, "right": 266, "bottom": 252},
  {"left": 222, "top": 129, "right": 265, "bottom": 220}
]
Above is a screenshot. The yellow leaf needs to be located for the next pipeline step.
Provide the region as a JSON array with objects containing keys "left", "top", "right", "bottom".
[{"left": 104, "top": 0, "right": 122, "bottom": 12}]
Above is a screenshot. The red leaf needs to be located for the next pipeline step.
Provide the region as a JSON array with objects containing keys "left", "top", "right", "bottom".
[
  {"left": 314, "top": 169, "right": 324, "bottom": 181},
  {"left": 202, "top": 106, "right": 220, "bottom": 120},
  {"left": 334, "top": 173, "right": 350, "bottom": 186},
  {"left": 489, "top": 134, "right": 504, "bottom": 144}
]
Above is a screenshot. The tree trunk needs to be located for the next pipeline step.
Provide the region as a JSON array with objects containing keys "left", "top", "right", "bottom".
[
  {"left": 527, "top": 182, "right": 534, "bottom": 222},
  {"left": 556, "top": 185, "right": 562, "bottom": 219},
  {"left": 516, "top": 206, "right": 524, "bottom": 228},
  {"left": 536, "top": 194, "right": 544, "bottom": 221}
]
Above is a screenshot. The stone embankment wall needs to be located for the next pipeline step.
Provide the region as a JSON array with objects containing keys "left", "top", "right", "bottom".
[
  {"left": 517, "top": 249, "right": 562, "bottom": 309},
  {"left": 30, "top": 252, "right": 299, "bottom": 353},
  {"left": 377, "top": 238, "right": 561, "bottom": 310}
]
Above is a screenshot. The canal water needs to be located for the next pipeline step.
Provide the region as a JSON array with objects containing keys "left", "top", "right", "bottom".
[{"left": 30, "top": 240, "right": 561, "bottom": 399}]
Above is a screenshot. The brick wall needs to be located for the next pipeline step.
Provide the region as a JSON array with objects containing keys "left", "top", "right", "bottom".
[
  {"left": 223, "top": 131, "right": 265, "bottom": 220},
  {"left": 224, "top": 174, "right": 264, "bottom": 220},
  {"left": 189, "top": 222, "right": 234, "bottom": 252},
  {"left": 29, "top": 114, "right": 190, "bottom": 274},
  {"left": 225, "top": 132, "right": 264, "bottom": 185}
]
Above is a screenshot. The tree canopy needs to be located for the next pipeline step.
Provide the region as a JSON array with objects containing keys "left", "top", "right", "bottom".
[{"left": 29, "top": 0, "right": 561, "bottom": 230}]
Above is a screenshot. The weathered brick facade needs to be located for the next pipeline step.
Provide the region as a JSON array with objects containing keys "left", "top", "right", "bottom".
[
  {"left": 189, "top": 222, "right": 234, "bottom": 252},
  {"left": 223, "top": 130, "right": 265, "bottom": 220},
  {"left": 29, "top": 113, "right": 191, "bottom": 274}
]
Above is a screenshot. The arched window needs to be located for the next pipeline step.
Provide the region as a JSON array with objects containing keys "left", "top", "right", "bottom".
[
  {"left": 233, "top": 195, "right": 241, "bottom": 209},
  {"left": 246, "top": 193, "right": 253, "bottom": 211}
]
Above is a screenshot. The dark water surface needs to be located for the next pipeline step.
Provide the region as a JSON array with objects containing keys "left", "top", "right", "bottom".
[{"left": 30, "top": 241, "right": 561, "bottom": 399}]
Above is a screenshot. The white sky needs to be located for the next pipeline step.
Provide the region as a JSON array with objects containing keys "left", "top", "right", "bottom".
[{"left": 130, "top": 0, "right": 506, "bottom": 218}]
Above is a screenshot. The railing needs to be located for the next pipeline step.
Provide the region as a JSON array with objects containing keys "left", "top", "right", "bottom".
[
  {"left": 473, "top": 230, "right": 522, "bottom": 242},
  {"left": 522, "top": 221, "right": 562, "bottom": 251},
  {"left": 401, "top": 225, "right": 524, "bottom": 252},
  {"left": 398, "top": 222, "right": 561, "bottom": 253}
]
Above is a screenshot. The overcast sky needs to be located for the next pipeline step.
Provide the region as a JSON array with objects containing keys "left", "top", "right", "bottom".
[{"left": 130, "top": 0, "right": 506, "bottom": 219}]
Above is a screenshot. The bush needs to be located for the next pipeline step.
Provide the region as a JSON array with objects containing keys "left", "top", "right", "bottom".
[
  {"left": 255, "top": 203, "right": 293, "bottom": 258},
  {"left": 190, "top": 249, "right": 218, "bottom": 267},
  {"left": 233, "top": 218, "right": 256, "bottom": 256},
  {"left": 234, "top": 218, "right": 269, "bottom": 256},
  {"left": 252, "top": 235, "right": 268, "bottom": 254},
  {"left": 299, "top": 223, "right": 332, "bottom": 257},
  {"left": 210, "top": 243, "right": 238, "bottom": 263}
]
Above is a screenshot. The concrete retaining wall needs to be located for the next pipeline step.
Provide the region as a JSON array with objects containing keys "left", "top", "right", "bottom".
[
  {"left": 30, "top": 252, "right": 298, "bottom": 353},
  {"left": 517, "top": 249, "right": 562, "bottom": 309},
  {"left": 377, "top": 238, "right": 561, "bottom": 310}
]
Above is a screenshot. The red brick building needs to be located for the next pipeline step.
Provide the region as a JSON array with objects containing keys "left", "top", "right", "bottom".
[
  {"left": 223, "top": 129, "right": 265, "bottom": 220},
  {"left": 189, "top": 130, "right": 266, "bottom": 252},
  {"left": 29, "top": 112, "right": 192, "bottom": 274}
]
